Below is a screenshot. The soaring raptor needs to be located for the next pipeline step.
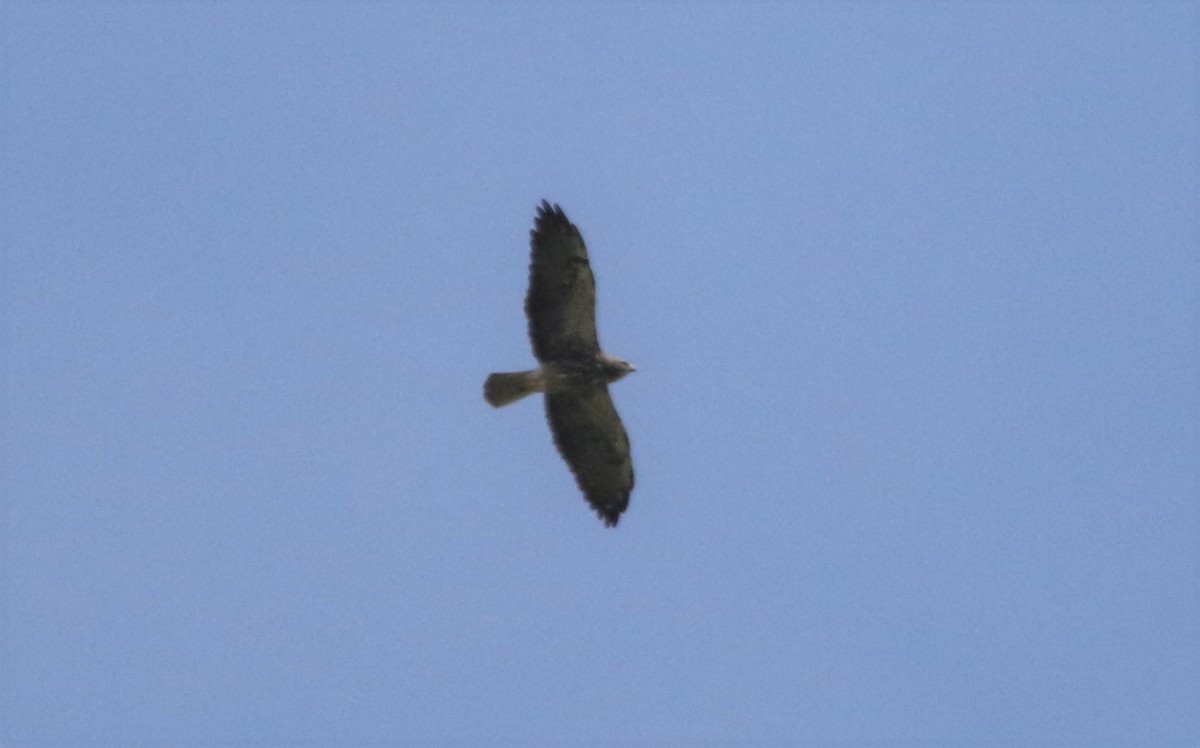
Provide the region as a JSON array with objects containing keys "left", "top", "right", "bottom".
[{"left": 484, "top": 201, "right": 636, "bottom": 526}]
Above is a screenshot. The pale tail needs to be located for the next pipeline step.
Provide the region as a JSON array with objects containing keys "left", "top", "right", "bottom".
[{"left": 484, "top": 370, "right": 541, "bottom": 407}]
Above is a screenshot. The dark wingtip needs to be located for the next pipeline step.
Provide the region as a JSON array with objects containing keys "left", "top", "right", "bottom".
[
  {"left": 531, "top": 201, "right": 573, "bottom": 248},
  {"left": 535, "top": 199, "right": 567, "bottom": 224},
  {"left": 595, "top": 499, "right": 626, "bottom": 528}
]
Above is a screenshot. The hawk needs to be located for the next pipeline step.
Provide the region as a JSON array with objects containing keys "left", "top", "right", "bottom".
[{"left": 484, "top": 201, "right": 636, "bottom": 527}]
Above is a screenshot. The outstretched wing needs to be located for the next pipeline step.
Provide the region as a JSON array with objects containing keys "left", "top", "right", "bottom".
[
  {"left": 526, "top": 201, "right": 599, "bottom": 362},
  {"left": 545, "top": 387, "right": 634, "bottom": 527}
]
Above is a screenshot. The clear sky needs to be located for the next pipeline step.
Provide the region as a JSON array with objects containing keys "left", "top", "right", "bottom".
[{"left": 3, "top": 2, "right": 1197, "bottom": 746}]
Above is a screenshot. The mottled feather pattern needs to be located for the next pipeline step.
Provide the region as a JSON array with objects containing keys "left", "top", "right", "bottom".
[
  {"left": 525, "top": 201, "right": 600, "bottom": 362},
  {"left": 545, "top": 390, "right": 633, "bottom": 527},
  {"left": 485, "top": 201, "right": 636, "bottom": 526}
]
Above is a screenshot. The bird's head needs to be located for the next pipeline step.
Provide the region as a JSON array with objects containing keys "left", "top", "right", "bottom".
[{"left": 602, "top": 357, "right": 637, "bottom": 383}]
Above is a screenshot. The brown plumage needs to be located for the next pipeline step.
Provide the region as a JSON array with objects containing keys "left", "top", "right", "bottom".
[{"left": 484, "top": 201, "right": 636, "bottom": 527}]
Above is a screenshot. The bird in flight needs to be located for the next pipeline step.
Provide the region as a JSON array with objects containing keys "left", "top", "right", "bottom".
[{"left": 484, "top": 201, "right": 636, "bottom": 527}]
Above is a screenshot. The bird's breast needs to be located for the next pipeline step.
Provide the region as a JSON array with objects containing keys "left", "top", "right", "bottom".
[{"left": 542, "top": 358, "right": 610, "bottom": 392}]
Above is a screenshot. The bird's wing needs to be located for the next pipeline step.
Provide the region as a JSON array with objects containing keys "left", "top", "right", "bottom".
[
  {"left": 525, "top": 201, "right": 600, "bottom": 362},
  {"left": 545, "top": 387, "right": 634, "bottom": 526}
]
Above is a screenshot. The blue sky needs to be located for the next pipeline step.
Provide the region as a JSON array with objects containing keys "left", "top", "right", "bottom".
[{"left": 3, "top": 2, "right": 1196, "bottom": 745}]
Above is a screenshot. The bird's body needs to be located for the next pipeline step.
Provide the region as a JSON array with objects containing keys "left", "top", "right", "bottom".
[
  {"left": 484, "top": 201, "right": 636, "bottom": 526},
  {"left": 484, "top": 354, "right": 633, "bottom": 406}
]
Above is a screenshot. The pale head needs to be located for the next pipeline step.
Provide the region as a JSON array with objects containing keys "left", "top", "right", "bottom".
[{"left": 602, "top": 356, "right": 636, "bottom": 383}]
